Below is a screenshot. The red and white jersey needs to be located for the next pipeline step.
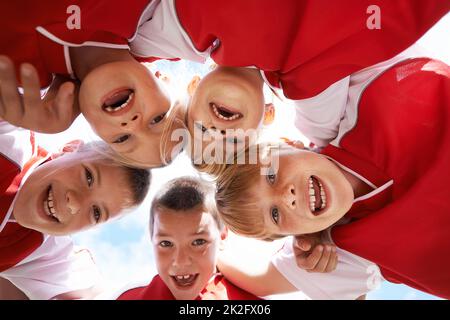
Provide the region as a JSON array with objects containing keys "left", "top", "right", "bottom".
[
  {"left": 318, "top": 58, "right": 450, "bottom": 299},
  {"left": 113, "top": 274, "right": 261, "bottom": 300},
  {"left": 131, "top": 0, "right": 449, "bottom": 100},
  {"left": 0, "top": 0, "right": 155, "bottom": 88},
  {"left": 0, "top": 121, "right": 101, "bottom": 299}
]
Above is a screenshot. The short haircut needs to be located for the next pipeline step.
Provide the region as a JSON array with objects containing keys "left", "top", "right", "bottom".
[
  {"left": 149, "top": 176, "right": 223, "bottom": 237},
  {"left": 214, "top": 144, "right": 285, "bottom": 241}
]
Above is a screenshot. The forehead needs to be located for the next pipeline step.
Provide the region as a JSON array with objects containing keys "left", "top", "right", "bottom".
[{"left": 153, "top": 207, "right": 219, "bottom": 236}]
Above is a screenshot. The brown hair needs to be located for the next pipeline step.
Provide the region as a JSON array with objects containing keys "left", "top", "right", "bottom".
[{"left": 149, "top": 176, "right": 223, "bottom": 237}]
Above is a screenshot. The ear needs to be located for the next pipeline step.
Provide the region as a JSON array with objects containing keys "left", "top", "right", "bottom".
[
  {"left": 187, "top": 75, "right": 201, "bottom": 97},
  {"left": 280, "top": 138, "right": 305, "bottom": 149},
  {"left": 263, "top": 103, "right": 275, "bottom": 125},
  {"left": 50, "top": 139, "right": 84, "bottom": 160},
  {"left": 218, "top": 226, "right": 228, "bottom": 250}
]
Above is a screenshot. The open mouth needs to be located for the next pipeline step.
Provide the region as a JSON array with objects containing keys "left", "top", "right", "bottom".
[
  {"left": 308, "top": 176, "right": 326, "bottom": 215},
  {"left": 209, "top": 102, "right": 243, "bottom": 121},
  {"left": 170, "top": 274, "right": 199, "bottom": 288},
  {"left": 102, "top": 88, "right": 134, "bottom": 114},
  {"left": 43, "top": 186, "right": 60, "bottom": 223}
]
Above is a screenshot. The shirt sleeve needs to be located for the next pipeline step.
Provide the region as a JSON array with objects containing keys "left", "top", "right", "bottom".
[
  {"left": 0, "top": 236, "right": 102, "bottom": 300},
  {"left": 271, "top": 236, "right": 383, "bottom": 300}
]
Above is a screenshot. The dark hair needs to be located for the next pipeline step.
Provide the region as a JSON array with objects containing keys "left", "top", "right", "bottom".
[
  {"left": 149, "top": 176, "right": 222, "bottom": 236},
  {"left": 123, "top": 166, "right": 151, "bottom": 206}
]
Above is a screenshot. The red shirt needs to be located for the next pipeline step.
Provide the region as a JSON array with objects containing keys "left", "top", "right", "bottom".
[
  {"left": 0, "top": 123, "right": 49, "bottom": 272},
  {"left": 175, "top": 0, "right": 450, "bottom": 99},
  {"left": 117, "top": 274, "right": 261, "bottom": 300},
  {"left": 0, "top": 0, "right": 152, "bottom": 87},
  {"left": 321, "top": 58, "right": 450, "bottom": 299}
]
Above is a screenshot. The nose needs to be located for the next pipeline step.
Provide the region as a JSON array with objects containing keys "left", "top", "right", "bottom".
[
  {"left": 209, "top": 126, "right": 226, "bottom": 135},
  {"left": 120, "top": 113, "right": 141, "bottom": 129},
  {"left": 282, "top": 184, "right": 296, "bottom": 209},
  {"left": 172, "top": 247, "right": 191, "bottom": 268},
  {"left": 66, "top": 190, "right": 81, "bottom": 215}
]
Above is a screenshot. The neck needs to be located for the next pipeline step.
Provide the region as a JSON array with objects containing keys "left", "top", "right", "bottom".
[
  {"left": 69, "top": 46, "right": 133, "bottom": 80},
  {"left": 340, "top": 169, "right": 373, "bottom": 199}
]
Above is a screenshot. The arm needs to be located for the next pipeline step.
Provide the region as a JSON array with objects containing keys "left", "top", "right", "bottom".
[
  {"left": 217, "top": 253, "right": 297, "bottom": 297},
  {"left": 0, "top": 277, "right": 29, "bottom": 300}
]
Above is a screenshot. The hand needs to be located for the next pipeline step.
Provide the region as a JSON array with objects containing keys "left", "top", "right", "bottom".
[
  {"left": 0, "top": 55, "right": 80, "bottom": 133},
  {"left": 293, "top": 232, "right": 338, "bottom": 273}
]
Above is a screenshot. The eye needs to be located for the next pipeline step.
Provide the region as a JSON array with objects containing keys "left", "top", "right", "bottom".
[
  {"left": 92, "top": 205, "right": 101, "bottom": 223},
  {"left": 271, "top": 207, "right": 280, "bottom": 225},
  {"left": 85, "top": 167, "right": 94, "bottom": 187},
  {"left": 192, "top": 239, "right": 207, "bottom": 246},
  {"left": 159, "top": 240, "right": 173, "bottom": 247},
  {"left": 150, "top": 112, "right": 167, "bottom": 125},
  {"left": 113, "top": 134, "right": 130, "bottom": 144},
  {"left": 195, "top": 122, "right": 208, "bottom": 133},
  {"left": 266, "top": 170, "right": 276, "bottom": 185}
]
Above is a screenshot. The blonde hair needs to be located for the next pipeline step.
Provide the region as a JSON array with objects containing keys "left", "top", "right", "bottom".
[{"left": 212, "top": 143, "right": 286, "bottom": 241}]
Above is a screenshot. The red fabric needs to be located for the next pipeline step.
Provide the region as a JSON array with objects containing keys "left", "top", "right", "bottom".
[
  {"left": 0, "top": 144, "right": 49, "bottom": 272},
  {"left": 176, "top": 0, "right": 450, "bottom": 99},
  {"left": 117, "top": 274, "right": 261, "bottom": 300},
  {"left": 0, "top": 0, "right": 151, "bottom": 87},
  {"left": 321, "top": 58, "right": 450, "bottom": 299}
]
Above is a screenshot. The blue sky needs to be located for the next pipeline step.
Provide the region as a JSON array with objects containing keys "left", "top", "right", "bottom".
[{"left": 37, "top": 13, "right": 449, "bottom": 300}]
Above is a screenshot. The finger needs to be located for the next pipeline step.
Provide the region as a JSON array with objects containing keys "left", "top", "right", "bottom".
[
  {"left": 50, "top": 81, "right": 76, "bottom": 132},
  {"left": 0, "top": 56, "right": 23, "bottom": 120},
  {"left": 20, "top": 63, "right": 42, "bottom": 111},
  {"left": 295, "top": 237, "right": 312, "bottom": 252},
  {"left": 324, "top": 247, "right": 338, "bottom": 273},
  {"left": 312, "top": 245, "right": 332, "bottom": 273},
  {"left": 297, "top": 245, "right": 323, "bottom": 270}
]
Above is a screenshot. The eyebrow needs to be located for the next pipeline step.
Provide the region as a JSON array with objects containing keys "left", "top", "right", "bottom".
[{"left": 93, "top": 163, "right": 110, "bottom": 223}]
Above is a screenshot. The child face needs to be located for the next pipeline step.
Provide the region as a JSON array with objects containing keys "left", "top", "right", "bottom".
[
  {"left": 13, "top": 155, "right": 131, "bottom": 236},
  {"left": 152, "top": 207, "right": 225, "bottom": 300},
  {"left": 187, "top": 67, "right": 265, "bottom": 152},
  {"left": 79, "top": 60, "right": 180, "bottom": 166},
  {"left": 251, "top": 146, "right": 354, "bottom": 236}
]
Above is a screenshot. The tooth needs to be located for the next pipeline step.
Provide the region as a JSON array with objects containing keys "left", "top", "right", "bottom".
[
  {"left": 48, "top": 200, "right": 53, "bottom": 207},
  {"left": 309, "top": 188, "right": 315, "bottom": 195}
]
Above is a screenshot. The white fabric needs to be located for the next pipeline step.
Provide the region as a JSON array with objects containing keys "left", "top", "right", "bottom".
[
  {"left": 271, "top": 235, "right": 383, "bottom": 300},
  {"left": 0, "top": 120, "right": 33, "bottom": 170},
  {"left": 294, "top": 45, "right": 427, "bottom": 148},
  {"left": 0, "top": 236, "right": 101, "bottom": 300},
  {"left": 130, "top": 0, "right": 210, "bottom": 63}
]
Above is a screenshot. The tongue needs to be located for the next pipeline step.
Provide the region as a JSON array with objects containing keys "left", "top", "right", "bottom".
[
  {"left": 312, "top": 177, "right": 322, "bottom": 210},
  {"left": 104, "top": 89, "right": 133, "bottom": 108},
  {"left": 175, "top": 276, "right": 195, "bottom": 287}
]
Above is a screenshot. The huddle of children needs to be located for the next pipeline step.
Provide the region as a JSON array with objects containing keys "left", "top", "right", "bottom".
[{"left": 1, "top": 0, "right": 449, "bottom": 300}]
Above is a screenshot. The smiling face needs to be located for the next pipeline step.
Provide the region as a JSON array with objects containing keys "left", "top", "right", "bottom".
[
  {"left": 13, "top": 155, "right": 131, "bottom": 236},
  {"left": 249, "top": 147, "right": 355, "bottom": 236},
  {"left": 187, "top": 66, "right": 265, "bottom": 156},
  {"left": 152, "top": 207, "right": 225, "bottom": 300},
  {"left": 79, "top": 60, "right": 180, "bottom": 166}
]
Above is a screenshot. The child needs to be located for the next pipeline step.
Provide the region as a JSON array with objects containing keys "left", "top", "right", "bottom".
[
  {"left": 107, "top": 177, "right": 379, "bottom": 300},
  {"left": 2, "top": 1, "right": 448, "bottom": 166},
  {"left": 0, "top": 0, "right": 182, "bottom": 167},
  {"left": 113, "top": 177, "right": 261, "bottom": 300},
  {"left": 0, "top": 119, "right": 150, "bottom": 298},
  {"left": 213, "top": 58, "right": 450, "bottom": 299}
]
